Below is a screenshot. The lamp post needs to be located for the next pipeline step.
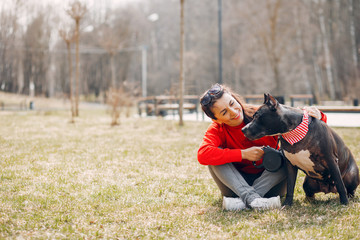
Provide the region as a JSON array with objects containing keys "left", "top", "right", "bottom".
[
  {"left": 141, "top": 45, "right": 147, "bottom": 98},
  {"left": 218, "top": 0, "right": 223, "bottom": 84},
  {"left": 144, "top": 13, "right": 160, "bottom": 98}
]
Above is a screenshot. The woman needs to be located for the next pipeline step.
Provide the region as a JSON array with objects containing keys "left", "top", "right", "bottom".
[{"left": 197, "top": 83, "right": 327, "bottom": 210}]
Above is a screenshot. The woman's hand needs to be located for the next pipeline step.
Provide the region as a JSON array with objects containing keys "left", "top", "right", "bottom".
[
  {"left": 241, "top": 146, "right": 264, "bottom": 162},
  {"left": 303, "top": 106, "right": 322, "bottom": 119}
]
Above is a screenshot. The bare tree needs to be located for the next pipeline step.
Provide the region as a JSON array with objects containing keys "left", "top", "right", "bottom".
[
  {"left": 348, "top": 0, "right": 359, "bottom": 98},
  {"left": 261, "top": 0, "right": 284, "bottom": 96},
  {"left": 96, "top": 9, "right": 134, "bottom": 126},
  {"left": 316, "top": 0, "right": 336, "bottom": 100},
  {"left": 0, "top": 0, "right": 24, "bottom": 94},
  {"left": 66, "top": 1, "right": 87, "bottom": 116},
  {"left": 3, "top": 0, "right": 360, "bottom": 104},
  {"left": 23, "top": 12, "right": 51, "bottom": 97},
  {"left": 59, "top": 28, "right": 76, "bottom": 123},
  {"left": 348, "top": 0, "right": 358, "bottom": 67},
  {"left": 107, "top": 84, "right": 137, "bottom": 126},
  {"left": 107, "top": 87, "right": 122, "bottom": 126},
  {"left": 98, "top": 17, "right": 130, "bottom": 89}
]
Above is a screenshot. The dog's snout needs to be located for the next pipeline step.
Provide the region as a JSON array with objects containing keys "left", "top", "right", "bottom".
[
  {"left": 242, "top": 124, "right": 253, "bottom": 138},
  {"left": 241, "top": 123, "right": 250, "bottom": 134}
]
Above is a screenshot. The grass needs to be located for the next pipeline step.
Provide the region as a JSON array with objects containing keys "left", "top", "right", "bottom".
[{"left": 1, "top": 109, "right": 360, "bottom": 239}]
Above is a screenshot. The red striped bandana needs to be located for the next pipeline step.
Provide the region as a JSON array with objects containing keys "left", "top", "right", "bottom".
[{"left": 281, "top": 111, "right": 309, "bottom": 145}]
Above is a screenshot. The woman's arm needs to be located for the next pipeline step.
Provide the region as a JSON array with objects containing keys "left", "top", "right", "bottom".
[
  {"left": 303, "top": 106, "right": 327, "bottom": 123},
  {"left": 197, "top": 123, "right": 265, "bottom": 165},
  {"left": 197, "top": 124, "right": 242, "bottom": 165}
]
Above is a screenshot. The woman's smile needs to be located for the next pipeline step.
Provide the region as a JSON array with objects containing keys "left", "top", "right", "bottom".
[{"left": 233, "top": 112, "right": 241, "bottom": 120}]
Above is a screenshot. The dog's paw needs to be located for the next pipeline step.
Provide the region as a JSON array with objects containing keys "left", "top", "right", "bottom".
[
  {"left": 305, "top": 195, "right": 315, "bottom": 203},
  {"left": 282, "top": 199, "right": 293, "bottom": 206},
  {"left": 340, "top": 197, "right": 349, "bottom": 205}
]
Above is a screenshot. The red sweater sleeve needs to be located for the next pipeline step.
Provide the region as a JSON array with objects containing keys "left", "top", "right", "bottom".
[{"left": 197, "top": 123, "right": 242, "bottom": 165}]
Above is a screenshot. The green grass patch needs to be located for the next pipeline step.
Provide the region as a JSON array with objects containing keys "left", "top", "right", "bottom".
[{"left": 1, "top": 110, "right": 360, "bottom": 239}]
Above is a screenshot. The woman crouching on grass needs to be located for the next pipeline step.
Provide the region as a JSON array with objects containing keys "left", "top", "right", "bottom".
[{"left": 197, "top": 83, "right": 327, "bottom": 211}]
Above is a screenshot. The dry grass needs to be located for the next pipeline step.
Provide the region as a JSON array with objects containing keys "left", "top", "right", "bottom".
[{"left": 1, "top": 109, "right": 360, "bottom": 239}]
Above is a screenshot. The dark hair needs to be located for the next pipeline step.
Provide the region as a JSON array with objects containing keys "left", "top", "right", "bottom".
[{"left": 200, "top": 84, "right": 257, "bottom": 124}]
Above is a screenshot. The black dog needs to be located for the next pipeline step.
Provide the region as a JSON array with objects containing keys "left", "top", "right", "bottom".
[{"left": 242, "top": 94, "right": 359, "bottom": 206}]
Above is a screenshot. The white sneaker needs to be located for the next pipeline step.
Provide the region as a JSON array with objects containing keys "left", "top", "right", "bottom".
[
  {"left": 222, "top": 197, "right": 247, "bottom": 211},
  {"left": 249, "top": 196, "right": 281, "bottom": 210}
]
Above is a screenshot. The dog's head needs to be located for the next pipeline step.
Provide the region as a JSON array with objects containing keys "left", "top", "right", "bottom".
[{"left": 242, "top": 93, "right": 289, "bottom": 140}]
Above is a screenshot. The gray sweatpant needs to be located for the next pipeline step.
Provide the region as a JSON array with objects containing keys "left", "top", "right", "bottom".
[{"left": 208, "top": 163, "right": 287, "bottom": 206}]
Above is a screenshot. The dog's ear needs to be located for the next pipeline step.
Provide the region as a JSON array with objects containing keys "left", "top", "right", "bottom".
[
  {"left": 263, "top": 93, "right": 270, "bottom": 104},
  {"left": 268, "top": 94, "right": 279, "bottom": 111}
]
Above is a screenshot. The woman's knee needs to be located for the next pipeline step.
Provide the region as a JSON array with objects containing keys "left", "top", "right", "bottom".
[{"left": 208, "top": 165, "right": 238, "bottom": 198}]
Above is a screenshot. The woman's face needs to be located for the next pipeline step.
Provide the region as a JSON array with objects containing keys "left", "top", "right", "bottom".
[{"left": 211, "top": 92, "right": 244, "bottom": 127}]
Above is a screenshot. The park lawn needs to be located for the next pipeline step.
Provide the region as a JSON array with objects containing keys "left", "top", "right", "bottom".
[{"left": 0, "top": 110, "right": 360, "bottom": 239}]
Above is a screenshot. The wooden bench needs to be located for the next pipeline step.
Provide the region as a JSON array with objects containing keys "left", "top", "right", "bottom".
[
  {"left": 290, "top": 94, "right": 313, "bottom": 107},
  {"left": 0, "top": 100, "right": 28, "bottom": 111},
  {"left": 137, "top": 95, "right": 199, "bottom": 119}
]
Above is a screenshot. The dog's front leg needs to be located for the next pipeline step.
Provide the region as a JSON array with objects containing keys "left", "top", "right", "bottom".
[
  {"left": 283, "top": 160, "right": 298, "bottom": 206},
  {"left": 328, "top": 157, "right": 349, "bottom": 205}
]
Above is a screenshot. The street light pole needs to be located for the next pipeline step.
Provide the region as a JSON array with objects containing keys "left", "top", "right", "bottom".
[
  {"left": 141, "top": 45, "right": 147, "bottom": 98},
  {"left": 179, "top": 0, "right": 185, "bottom": 126},
  {"left": 218, "top": 0, "right": 223, "bottom": 84}
]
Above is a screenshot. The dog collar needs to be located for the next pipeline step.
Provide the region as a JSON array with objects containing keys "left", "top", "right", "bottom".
[{"left": 281, "top": 111, "right": 309, "bottom": 145}]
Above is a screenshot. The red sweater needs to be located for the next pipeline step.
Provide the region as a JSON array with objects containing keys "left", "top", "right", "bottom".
[
  {"left": 198, "top": 121, "right": 277, "bottom": 174},
  {"left": 197, "top": 112, "right": 327, "bottom": 174}
]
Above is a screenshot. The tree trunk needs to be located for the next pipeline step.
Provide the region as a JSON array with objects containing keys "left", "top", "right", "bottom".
[
  {"left": 110, "top": 53, "right": 116, "bottom": 88},
  {"left": 262, "top": 0, "right": 283, "bottom": 96},
  {"left": 17, "top": 57, "right": 24, "bottom": 94},
  {"left": 313, "top": 35, "right": 324, "bottom": 101},
  {"left": 348, "top": 0, "right": 358, "bottom": 98},
  {"left": 272, "top": 59, "right": 282, "bottom": 96},
  {"left": 294, "top": 6, "right": 312, "bottom": 95},
  {"left": 67, "top": 42, "right": 75, "bottom": 123},
  {"left": 75, "top": 19, "right": 80, "bottom": 116},
  {"left": 348, "top": 0, "right": 358, "bottom": 66},
  {"left": 318, "top": 1, "right": 335, "bottom": 100}
]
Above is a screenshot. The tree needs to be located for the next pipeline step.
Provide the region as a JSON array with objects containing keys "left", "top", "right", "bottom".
[
  {"left": 3, "top": 0, "right": 360, "bottom": 103},
  {"left": 59, "top": 28, "right": 76, "bottom": 123},
  {"left": 97, "top": 11, "right": 131, "bottom": 89},
  {"left": 23, "top": 12, "right": 51, "bottom": 97},
  {"left": 316, "top": 0, "right": 336, "bottom": 100},
  {"left": 261, "top": 0, "right": 284, "bottom": 96},
  {"left": 66, "top": 1, "right": 87, "bottom": 116}
]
